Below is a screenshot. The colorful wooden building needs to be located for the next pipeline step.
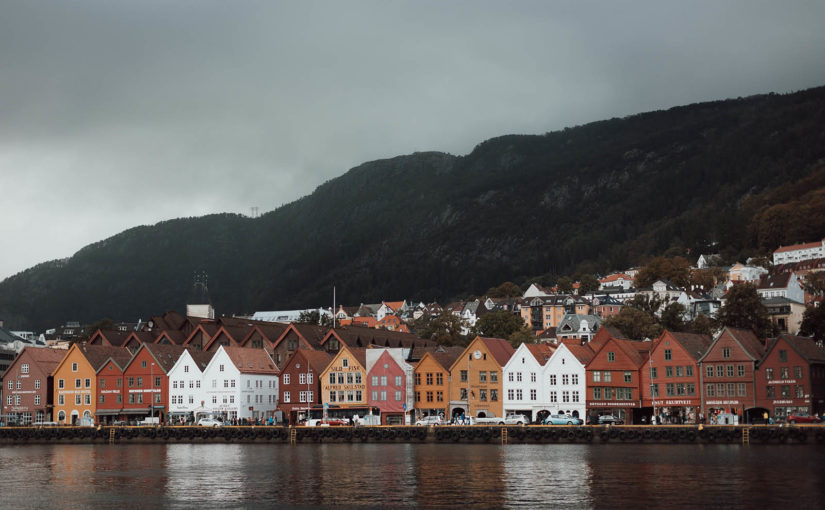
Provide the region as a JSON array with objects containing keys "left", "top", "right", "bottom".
[
  {"left": 586, "top": 336, "right": 649, "bottom": 424},
  {"left": 1, "top": 347, "right": 66, "bottom": 424},
  {"left": 413, "top": 346, "right": 463, "bottom": 421},
  {"left": 448, "top": 337, "right": 515, "bottom": 419},
  {"left": 278, "top": 348, "right": 333, "bottom": 424},
  {"left": 756, "top": 333, "right": 825, "bottom": 420}
]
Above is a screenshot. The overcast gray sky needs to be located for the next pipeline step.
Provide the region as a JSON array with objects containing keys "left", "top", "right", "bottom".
[{"left": 2, "top": 0, "right": 825, "bottom": 281}]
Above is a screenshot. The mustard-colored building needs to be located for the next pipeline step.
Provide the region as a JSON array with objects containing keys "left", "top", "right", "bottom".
[
  {"left": 413, "top": 346, "right": 463, "bottom": 420},
  {"left": 448, "top": 337, "right": 515, "bottom": 418},
  {"left": 320, "top": 346, "right": 367, "bottom": 408},
  {"left": 52, "top": 344, "right": 131, "bottom": 425}
]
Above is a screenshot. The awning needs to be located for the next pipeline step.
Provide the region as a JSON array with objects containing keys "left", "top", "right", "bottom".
[
  {"left": 94, "top": 409, "right": 123, "bottom": 416},
  {"left": 120, "top": 408, "right": 150, "bottom": 415}
]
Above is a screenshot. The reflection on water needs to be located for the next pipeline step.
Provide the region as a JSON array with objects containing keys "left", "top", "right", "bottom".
[{"left": 0, "top": 442, "right": 823, "bottom": 508}]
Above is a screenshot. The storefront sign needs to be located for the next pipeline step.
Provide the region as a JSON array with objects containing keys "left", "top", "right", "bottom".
[
  {"left": 653, "top": 399, "right": 697, "bottom": 406},
  {"left": 767, "top": 379, "right": 797, "bottom": 385},
  {"left": 705, "top": 400, "right": 740, "bottom": 405},
  {"left": 587, "top": 401, "right": 638, "bottom": 408}
]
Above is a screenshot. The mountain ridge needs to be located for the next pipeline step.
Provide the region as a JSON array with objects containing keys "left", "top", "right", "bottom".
[{"left": 3, "top": 86, "right": 825, "bottom": 330}]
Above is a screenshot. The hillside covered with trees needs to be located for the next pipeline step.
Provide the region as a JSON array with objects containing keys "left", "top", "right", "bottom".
[{"left": 2, "top": 86, "right": 825, "bottom": 330}]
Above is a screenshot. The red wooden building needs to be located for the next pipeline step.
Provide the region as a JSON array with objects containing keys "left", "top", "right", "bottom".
[
  {"left": 756, "top": 334, "right": 825, "bottom": 420},
  {"left": 586, "top": 335, "right": 649, "bottom": 424},
  {"left": 367, "top": 349, "right": 411, "bottom": 425},
  {"left": 278, "top": 348, "right": 333, "bottom": 424},
  {"left": 698, "top": 327, "right": 765, "bottom": 423},
  {"left": 121, "top": 344, "right": 186, "bottom": 424},
  {"left": 640, "top": 330, "right": 711, "bottom": 424},
  {"left": 95, "top": 354, "right": 131, "bottom": 424}
]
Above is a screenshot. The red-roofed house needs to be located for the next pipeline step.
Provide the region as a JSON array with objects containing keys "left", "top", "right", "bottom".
[
  {"left": 1, "top": 347, "right": 67, "bottom": 424},
  {"left": 278, "top": 348, "right": 333, "bottom": 424},
  {"left": 586, "top": 336, "right": 650, "bottom": 424},
  {"left": 756, "top": 334, "right": 825, "bottom": 420},
  {"left": 773, "top": 238, "right": 825, "bottom": 265}
]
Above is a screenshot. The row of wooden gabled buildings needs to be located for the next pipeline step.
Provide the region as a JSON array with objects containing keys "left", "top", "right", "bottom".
[{"left": 3, "top": 307, "right": 825, "bottom": 427}]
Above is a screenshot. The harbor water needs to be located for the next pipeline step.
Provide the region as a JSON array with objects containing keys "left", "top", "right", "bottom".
[{"left": 1, "top": 443, "right": 823, "bottom": 508}]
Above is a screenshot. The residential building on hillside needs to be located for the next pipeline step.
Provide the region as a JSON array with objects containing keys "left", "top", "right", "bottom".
[
  {"left": 599, "top": 273, "right": 634, "bottom": 290},
  {"left": 773, "top": 238, "right": 825, "bottom": 265},
  {"left": 757, "top": 273, "right": 805, "bottom": 303},
  {"left": 556, "top": 314, "right": 601, "bottom": 342},
  {"left": 762, "top": 298, "right": 806, "bottom": 335}
]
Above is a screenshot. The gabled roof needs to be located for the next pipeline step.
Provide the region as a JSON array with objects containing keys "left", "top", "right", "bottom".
[
  {"left": 559, "top": 340, "right": 596, "bottom": 365},
  {"left": 382, "top": 301, "right": 405, "bottom": 312},
  {"left": 774, "top": 240, "right": 823, "bottom": 253},
  {"left": 525, "top": 343, "right": 555, "bottom": 366},
  {"left": 135, "top": 343, "right": 188, "bottom": 374},
  {"left": 477, "top": 337, "right": 515, "bottom": 366},
  {"left": 428, "top": 346, "right": 464, "bottom": 370},
  {"left": 700, "top": 327, "right": 765, "bottom": 362},
  {"left": 757, "top": 273, "right": 794, "bottom": 290},
  {"left": 10, "top": 346, "right": 66, "bottom": 376},
  {"left": 154, "top": 330, "right": 187, "bottom": 345},
  {"left": 273, "top": 323, "right": 329, "bottom": 350},
  {"left": 763, "top": 334, "right": 825, "bottom": 365},
  {"left": 76, "top": 344, "right": 133, "bottom": 372},
  {"left": 240, "top": 323, "right": 290, "bottom": 347},
  {"left": 322, "top": 326, "right": 433, "bottom": 350},
  {"left": 298, "top": 348, "right": 335, "bottom": 374},
  {"left": 333, "top": 345, "right": 367, "bottom": 369},
  {"left": 222, "top": 346, "right": 279, "bottom": 375},
  {"left": 661, "top": 330, "right": 713, "bottom": 361},
  {"left": 88, "top": 329, "right": 132, "bottom": 347}
]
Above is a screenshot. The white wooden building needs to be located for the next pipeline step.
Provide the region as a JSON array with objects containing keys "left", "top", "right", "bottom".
[{"left": 202, "top": 346, "right": 280, "bottom": 422}]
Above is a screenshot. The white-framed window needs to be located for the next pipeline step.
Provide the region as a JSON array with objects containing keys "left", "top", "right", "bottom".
[
  {"left": 184, "top": 366, "right": 189, "bottom": 373},
  {"left": 16, "top": 380, "right": 22, "bottom": 390},
  {"left": 34, "top": 380, "right": 41, "bottom": 389},
  {"left": 219, "top": 364, "right": 225, "bottom": 372},
  {"left": 395, "top": 391, "right": 402, "bottom": 401},
  {"left": 299, "top": 391, "right": 306, "bottom": 403},
  {"left": 72, "top": 362, "right": 78, "bottom": 372},
  {"left": 283, "top": 374, "right": 290, "bottom": 385},
  {"left": 395, "top": 376, "right": 402, "bottom": 386},
  {"left": 15, "top": 395, "right": 21, "bottom": 405},
  {"left": 21, "top": 364, "right": 29, "bottom": 374},
  {"left": 307, "top": 373, "right": 313, "bottom": 384},
  {"left": 299, "top": 373, "right": 306, "bottom": 385},
  {"left": 5, "top": 396, "right": 11, "bottom": 405},
  {"left": 34, "top": 395, "right": 41, "bottom": 406},
  {"left": 6, "top": 381, "right": 11, "bottom": 390}
]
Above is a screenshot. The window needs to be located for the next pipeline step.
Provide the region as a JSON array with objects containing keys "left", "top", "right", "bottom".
[
  {"left": 722, "top": 347, "right": 731, "bottom": 359},
  {"left": 550, "top": 375, "right": 557, "bottom": 385},
  {"left": 686, "top": 383, "right": 695, "bottom": 395},
  {"left": 137, "top": 393, "right": 143, "bottom": 404},
  {"left": 516, "top": 372, "right": 522, "bottom": 382},
  {"left": 460, "top": 388, "right": 467, "bottom": 400},
  {"left": 426, "top": 373, "right": 433, "bottom": 385},
  {"left": 716, "top": 366, "right": 724, "bottom": 377},
  {"left": 666, "top": 366, "right": 673, "bottom": 377},
  {"left": 75, "top": 379, "right": 81, "bottom": 388},
  {"left": 460, "top": 370, "right": 467, "bottom": 382},
  {"left": 34, "top": 395, "right": 40, "bottom": 406},
  {"left": 219, "top": 364, "right": 225, "bottom": 372},
  {"left": 329, "top": 391, "right": 336, "bottom": 402},
  {"left": 283, "top": 374, "right": 290, "bottom": 385},
  {"left": 490, "top": 389, "right": 497, "bottom": 401},
  {"left": 737, "top": 383, "right": 746, "bottom": 397},
  {"left": 5, "top": 396, "right": 10, "bottom": 405},
  {"left": 607, "top": 352, "right": 615, "bottom": 362},
  {"left": 34, "top": 380, "right": 40, "bottom": 390},
  {"left": 75, "top": 395, "right": 82, "bottom": 405},
  {"left": 727, "top": 365, "right": 734, "bottom": 377},
  {"left": 705, "top": 365, "right": 713, "bottom": 378},
  {"left": 299, "top": 373, "right": 306, "bottom": 385},
  {"left": 551, "top": 390, "right": 559, "bottom": 402},
  {"left": 780, "top": 367, "right": 790, "bottom": 379},
  {"left": 666, "top": 383, "right": 675, "bottom": 396},
  {"left": 530, "top": 389, "right": 537, "bottom": 401},
  {"left": 380, "top": 375, "right": 387, "bottom": 386},
  {"left": 765, "top": 368, "right": 774, "bottom": 380},
  {"left": 371, "top": 375, "right": 379, "bottom": 386},
  {"left": 299, "top": 391, "right": 307, "bottom": 403},
  {"left": 395, "top": 376, "right": 402, "bottom": 386},
  {"left": 624, "top": 372, "right": 632, "bottom": 383},
  {"left": 592, "top": 372, "right": 600, "bottom": 382},
  {"left": 6, "top": 381, "right": 11, "bottom": 390},
  {"left": 650, "top": 383, "right": 659, "bottom": 397},
  {"left": 72, "top": 362, "right": 78, "bottom": 372},
  {"left": 508, "top": 389, "right": 515, "bottom": 400},
  {"left": 795, "top": 366, "right": 803, "bottom": 379},
  {"left": 779, "top": 350, "right": 787, "bottom": 362},
  {"left": 650, "top": 367, "right": 658, "bottom": 379},
  {"left": 686, "top": 366, "right": 693, "bottom": 377},
  {"left": 137, "top": 377, "right": 143, "bottom": 387},
  {"left": 85, "top": 378, "right": 91, "bottom": 388},
  {"left": 664, "top": 349, "right": 672, "bottom": 361},
  {"left": 58, "top": 395, "right": 64, "bottom": 405},
  {"left": 796, "top": 385, "right": 804, "bottom": 398},
  {"left": 425, "top": 391, "right": 433, "bottom": 402},
  {"left": 562, "top": 375, "right": 569, "bottom": 385},
  {"left": 726, "top": 383, "right": 735, "bottom": 397},
  {"left": 603, "top": 372, "right": 612, "bottom": 383},
  {"left": 490, "top": 372, "right": 498, "bottom": 383},
  {"left": 530, "top": 372, "right": 536, "bottom": 383},
  {"left": 21, "top": 363, "right": 29, "bottom": 374},
  {"left": 16, "top": 380, "right": 22, "bottom": 389},
  {"left": 415, "top": 373, "right": 421, "bottom": 385},
  {"left": 590, "top": 388, "right": 599, "bottom": 400},
  {"left": 355, "top": 373, "right": 362, "bottom": 384},
  {"left": 380, "top": 390, "right": 387, "bottom": 401},
  {"left": 675, "top": 366, "right": 683, "bottom": 377},
  {"left": 479, "top": 389, "right": 487, "bottom": 401},
  {"left": 342, "top": 359, "right": 349, "bottom": 368},
  {"left": 184, "top": 366, "right": 189, "bottom": 373},
  {"left": 781, "top": 385, "right": 791, "bottom": 398},
  {"left": 436, "top": 373, "right": 444, "bottom": 385},
  {"left": 716, "top": 383, "right": 725, "bottom": 396},
  {"left": 394, "top": 391, "right": 401, "bottom": 401},
  {"left": 479, "top": 371, "right": 487, "bottom": 383},
  {"left": 738, "top": 365, "right": 745, "bottom": 377},
  {"left": 571, "top": 374, "right": 579, "bottom": 385},
  {"left": 766, "top": 386, "right": 775, "bottom": 398},
  {"left": 508, "top": 373, "right": 514, "bottom": 382},
  {"left": 571, "top": 390, "right": 579, "bottom": 402},
  {"left": 141, "top": 361, "right": 147, "bottom": 368}
]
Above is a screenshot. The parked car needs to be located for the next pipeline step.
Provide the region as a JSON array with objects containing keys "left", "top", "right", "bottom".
[
  {"left": 314, "top": 418, "right": 348, "bottom": 427},
  {"left": 787, "top": 413, "right": 822, "bottom": 424},
  {"left": 598, "top": 415, "right": 624, "bottom": 425},
  {"left": 415, "top": 416, "right": 443, "bottom": 426},
  {"left": 197, "top": 417, "right": 224, "bottom": 427},
  {"left": 544, "top": 414, "right": 583, "bottom": 425}
]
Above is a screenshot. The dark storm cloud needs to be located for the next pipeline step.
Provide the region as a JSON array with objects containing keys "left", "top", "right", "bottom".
[{"left": 2, "top": 0, "right": 825, "bottom": 280}]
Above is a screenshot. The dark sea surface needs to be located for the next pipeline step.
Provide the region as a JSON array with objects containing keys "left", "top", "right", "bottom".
[{"left": 1, "top": 443, "right": 822, "bottom": 509}]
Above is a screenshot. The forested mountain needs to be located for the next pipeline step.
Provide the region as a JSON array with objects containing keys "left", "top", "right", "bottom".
[{"left": 3, "top": 86, "right": 825, "bottom": 330}]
